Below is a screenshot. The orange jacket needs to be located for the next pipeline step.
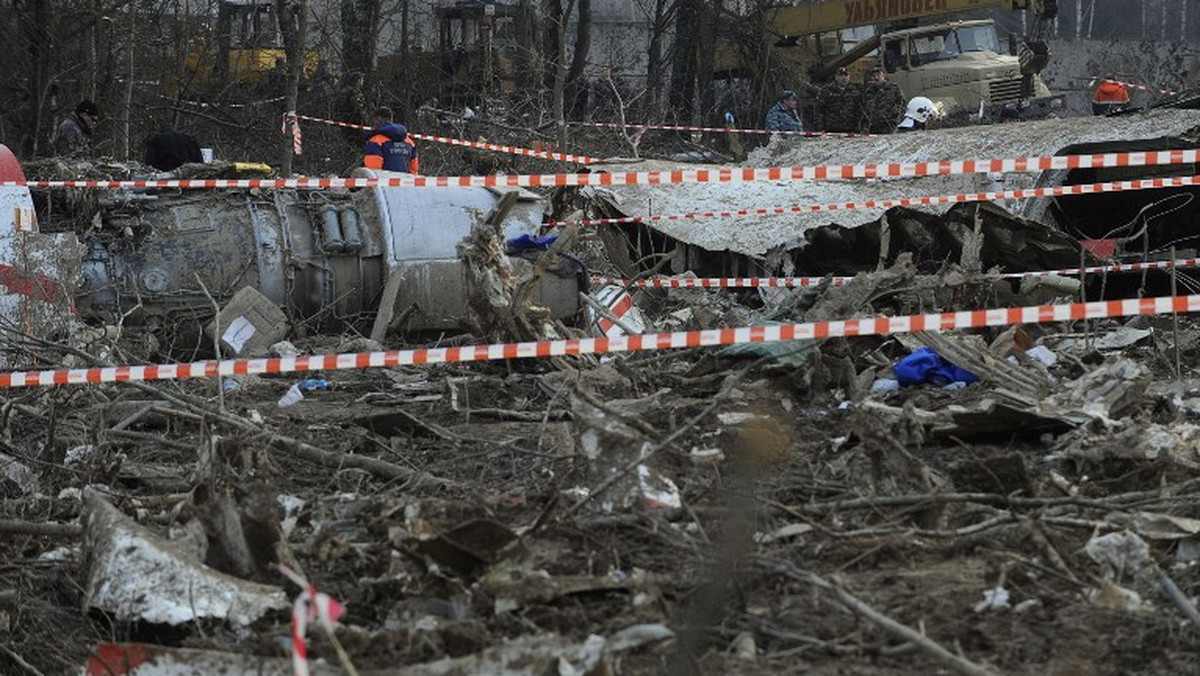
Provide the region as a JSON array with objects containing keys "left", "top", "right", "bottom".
[
  {"left": 363, "top": 124, "right": 420, "bottom": 174},
  {"left": 1093, "top": 80, "right": 1130, "bottom": 104}
]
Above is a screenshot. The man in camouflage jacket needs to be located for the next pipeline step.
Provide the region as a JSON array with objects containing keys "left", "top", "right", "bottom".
[
  {"left": 860, "top": 67, "right": 905, "bottom": 134},
  {"left": 816, "top": 67, "right": 863, "bottom": 133}
]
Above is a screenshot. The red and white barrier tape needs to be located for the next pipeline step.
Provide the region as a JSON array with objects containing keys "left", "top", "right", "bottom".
[
  {"left": 3, "top": 295, "right": 1197, "bottom": 389},
  {"left": 7, "top": 148, "right": 1200, "bottom": 191},
  {"left": 282, "top": 112, "right": 303, "bottom": 156},
  {"left": 1099, "top": 77, "right": 1176, "bottom": 97},
  {"left": 280, "top": 565, "right": 344, "bottom": 676},
  {"left": 592, "top": 258, "right": 1200, "bottom": 289},
  {"left": 570, "top": 120, "right": 872, "bottom": 138},
  {"left": 297, "top": 114, "right": 600, "bottom": 164},
  {"left": 546, "top": 174, "right": 1200, "bottom": 227}
]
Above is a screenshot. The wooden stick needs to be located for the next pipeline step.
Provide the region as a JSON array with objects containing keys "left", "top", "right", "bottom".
[
  {"left": 0, "top": 519, "right": 81, "bottom": 538},
  {"left": 1159, "top": 568, "right": 1200, "bottom": 631},
  {"left": 768, "top": 560, "right": 1000, "bottom": 676}
]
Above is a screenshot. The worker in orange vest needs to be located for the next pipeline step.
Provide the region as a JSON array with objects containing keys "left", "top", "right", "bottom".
[
  {"left": 1092, "top": 76, "right": 1130, "bottom": 116},
  {"left": 363, "top": 107, "right": 420, "bottom": 173}
]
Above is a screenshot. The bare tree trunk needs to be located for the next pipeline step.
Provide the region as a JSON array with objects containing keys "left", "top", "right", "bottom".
[
  {"left": 542, "top": 0, "right": 563, "bottom": 91},
  {"left": 279, "top": 0, "right": 309, "bottom": 175},
  {"left": 552, "top": 1, "right": 577, "bottom": 148},
  {"left": 25, "top": 0, "right": 53, "bottom": 157},
  {"left": 215, "top": 1, "right": 232, "bottom": 85},
  {"left": 669, "top": 0, "right": 702, "bottom": 123},
  {"left": 566, "top": 0, "right": 592, "bottom": 119},
  {"left": 644, "top": 0, "right": 672, "bottom": 120},
  {"left": 90, "top": 0, "right": 101, "bottom": 100},
  {"left": 695, "top": 0, "right": 722, "bottom": 126},
  {"left": 118, "top": 7, "right": 135, "bottom": 161},
  {"left": 340, "top": 0, "right": 383, "bottom": 121},
  {"left": 516, "top": 0, "right": 541, "bottom": 91},
  {"left": 400, "top": 0, "right": 410, "bottom": 58}
]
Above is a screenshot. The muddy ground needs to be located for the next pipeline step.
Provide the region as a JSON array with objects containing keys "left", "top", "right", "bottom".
[{"left": 3, "top": 254, "right": 1200, "bottom": 675}]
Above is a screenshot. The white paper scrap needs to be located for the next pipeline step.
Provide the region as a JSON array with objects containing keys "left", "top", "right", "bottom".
[{"left": 222, "top": 316, "right": 256, "bottom": 352}]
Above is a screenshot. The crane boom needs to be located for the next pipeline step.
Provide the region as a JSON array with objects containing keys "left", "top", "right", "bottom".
[{"left": 768, "top": 0, "right": 1043, "bottom": 37}]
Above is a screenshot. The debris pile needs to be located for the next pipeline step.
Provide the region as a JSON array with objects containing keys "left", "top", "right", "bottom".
[
  {"left": 2, "top": 241, "right": 1200, "bottom": 674},
  {"left": 5, "top": 110, "right": 1200, "bottom": 675}
]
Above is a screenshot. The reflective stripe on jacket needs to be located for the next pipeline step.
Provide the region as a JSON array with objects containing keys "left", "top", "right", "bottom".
[{"left": 363, "top": 124, "right": 420, "bottom": 173}]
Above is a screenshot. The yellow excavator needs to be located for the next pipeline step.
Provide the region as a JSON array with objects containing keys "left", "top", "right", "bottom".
[
  {"left": 183, "top": 0, "right": 318, "bottom": 88},
  {"left": 716, "top": 0, "right": 1063, "bottom": 118}
]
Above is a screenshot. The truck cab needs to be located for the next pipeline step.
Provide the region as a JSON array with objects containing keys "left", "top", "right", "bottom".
[{"left": 878, "top": 21, "right": 1062, "bottom": 118}]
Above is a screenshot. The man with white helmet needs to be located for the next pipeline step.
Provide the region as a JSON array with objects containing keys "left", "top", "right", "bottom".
[{"left": 897, "top": 96, "right": 935, "bottom": 132}]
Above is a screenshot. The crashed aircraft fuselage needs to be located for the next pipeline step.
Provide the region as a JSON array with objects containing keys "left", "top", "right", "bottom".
[{"left": 4, "top": 161, "right": 579, "bottom": 348}]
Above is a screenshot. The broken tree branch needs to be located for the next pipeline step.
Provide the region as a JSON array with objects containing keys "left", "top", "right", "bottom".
[
  {"left": 765, "top": 559, "right": 1000, "bottom": 676},
  {"left": 1158, "top": 568, "right": 1200, "bottom": 632},
  {"left": 0, "top": 519, "right": 81, "bottom": 538},
  {"left": 0, "top": 643, "right": 45, "bottom": 676}
]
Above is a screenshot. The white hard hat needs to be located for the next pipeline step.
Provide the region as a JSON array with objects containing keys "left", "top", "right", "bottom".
[{"left": 905, "top": 96, "right": 935, "bottom": 123}]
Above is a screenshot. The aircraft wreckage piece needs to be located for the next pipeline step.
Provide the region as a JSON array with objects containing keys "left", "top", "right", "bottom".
[
  {"left": 82, "top": 489, "right": 287, "bottom": 626},
  {"left": 14, "top": 163, "right": 580, "bottom": 339},
  {"left": 565, "top": 109, "right": 1200, "bottom": 278},
  {"left": 0, "top": 145, "right": 77, "bottom": 345}
]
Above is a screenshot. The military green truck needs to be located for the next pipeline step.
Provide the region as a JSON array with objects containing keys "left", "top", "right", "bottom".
[{"left": 714, "top": 0, "right": 1064, "bottom": 121}]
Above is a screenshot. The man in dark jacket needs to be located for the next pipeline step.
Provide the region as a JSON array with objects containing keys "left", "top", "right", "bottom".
[
  {"left": 816, "top": 67, "right": 863, "bottom": 133},
  {"left": 764, "top": 90, "right": 803, "bottom": 133},
  {"left": 144, "top": 129, "right": 203, "bottom": 171},
  {"left": 860, "top": 67, "right": 905, "bottom": 134},
  {"left": 52, "top": 100, "right": 100, "bottom": 156},
  {"left": 363, "top": 107, "right": 420, "bottom": 173}
]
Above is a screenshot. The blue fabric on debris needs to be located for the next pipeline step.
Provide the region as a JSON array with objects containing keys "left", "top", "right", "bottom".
[
  {"left": 893, "top": 347, "right": 979, "bottom": 386},
  {"left": 507, "top": 234, "right": 559, "bottom": 253}
]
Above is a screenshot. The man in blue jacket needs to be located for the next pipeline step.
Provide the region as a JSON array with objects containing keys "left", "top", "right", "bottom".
[
  {"left": 363, "top": 107, "right": 420, "bottom": 173},
  {"left": 765, "top": 90, "right": 803, "bottom": 133}
]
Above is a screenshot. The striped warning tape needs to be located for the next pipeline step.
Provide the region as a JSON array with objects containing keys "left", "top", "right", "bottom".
[
  {"left": 545, "top": 174, "right": 1200, "bottom": 227},
  {"left": 297, "top": 114, "right": 601, "bottom": 164},
  {"left": 591, "top": 258, "right": 1200, "bottom": 289},
  {"left": 3, "top": 295, "right": 1196, "bottom": 388},
  {"left": 570, "top": 120, "right": 872, "bottom": 138},
  {"left": 280, "top": 564, "right": 343, "bottom": 676},
  {"left": 6, "top": 149, "right": 1200, "bottom": 191}
]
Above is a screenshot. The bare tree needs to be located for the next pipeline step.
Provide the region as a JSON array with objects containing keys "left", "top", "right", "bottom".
[
  {"left": 515, "top": 0, "right": 542, "bottom": 92},
  {"left": 695, "top": 0, "right": 723, "bottom": 125},
  {"left": 668, "top": 0, "right": 702, "bottom": 123},
  {"left": 638, "top": 0, "right": 676, "bottom": 119},
  {"left": 542, "top": 0, "right": 578, "bottom": 147},
  {"left": 279, "top": 0, "right": 309, "bottom": 174},
  {"left": 566, "top": 0, "right": 592, "bottom": 118},
  {"left": 340, "top": 0, "right": 383, "bottom": 122}
]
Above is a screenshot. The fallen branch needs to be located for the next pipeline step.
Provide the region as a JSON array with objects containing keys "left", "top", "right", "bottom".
[
  {"left": 0, "top": 643, "right": 44, "bottom": 676},
  {"left": 775, "top": 480, "right": 1200, "bottom": 516},
  {"left": 455, "top": 407, "right": 572, "bottom": 422},
  {"left": 559, "top": 369, "right": 742, "bottom": 522},
  {"left": 122, "top": 381, "right": 457, "bottom": 490},
  {"left": 1159, "top": 568, "right": 1200, "bottom": 632},
  {"left": 0, "top": 519, "right": 81, "bottom": 538},
  {"left": 765, "top": 559, "right": 1000, "bottom": 676}
]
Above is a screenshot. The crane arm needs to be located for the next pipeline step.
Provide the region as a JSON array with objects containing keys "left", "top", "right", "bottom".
[{"left": 767, "top": 0, "right": 1052, "bottom": 38}]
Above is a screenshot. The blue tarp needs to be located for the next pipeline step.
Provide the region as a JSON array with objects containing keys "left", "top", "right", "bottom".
[
  {"left": 507, "top": 234, "right": 559, "bottom": 253},
  {"left": 893, "top": 347, "right": 978, "bottom": 386}
]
